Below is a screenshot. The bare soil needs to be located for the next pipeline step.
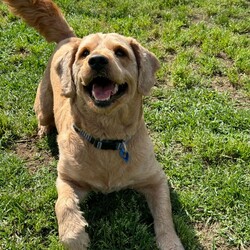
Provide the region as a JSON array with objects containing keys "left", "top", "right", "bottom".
[{"left": 14, "top": 136, "right": 57, "bottom": 173}]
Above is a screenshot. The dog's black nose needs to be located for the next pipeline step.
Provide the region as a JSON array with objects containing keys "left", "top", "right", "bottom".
[{"left": 88, "top": 55, "right": 109, "bottom": 71}]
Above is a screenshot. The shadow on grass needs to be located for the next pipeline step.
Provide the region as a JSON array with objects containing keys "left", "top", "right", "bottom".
[
  {"left": 45, "top": 132, "right": 203, "bottom": 249},
  {"left": 82, "top": 190, "right": 157, "bottom": 250},
  {"left": 80, "top": 188, "right": 203, "bottom": 250},
  {"left": 45, "top": 130, "right": 59, "bottom": 157}
]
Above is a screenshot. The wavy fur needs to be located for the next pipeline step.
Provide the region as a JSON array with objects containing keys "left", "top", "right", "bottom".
[{"left": 2, "top": 0, "right": 75, "bottom": 43}]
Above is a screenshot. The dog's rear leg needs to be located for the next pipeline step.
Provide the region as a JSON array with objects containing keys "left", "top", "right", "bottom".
[
  {"left": 55, "top": 177, "right": 90, "bottom": 250},
  {"left": 136, "top": 171, "right": 184, "bottom": 250},
  {"left": 34, "top": 63, "right": 55, "bottom": 137}
]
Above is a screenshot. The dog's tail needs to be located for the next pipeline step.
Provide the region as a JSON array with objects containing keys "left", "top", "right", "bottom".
[{"left": 2, "top": 0, "right": 76, "bottom": 43}]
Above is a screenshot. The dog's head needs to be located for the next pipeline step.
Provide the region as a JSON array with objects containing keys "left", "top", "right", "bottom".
[{"left": 57, "top": 33, "right": 160, "bottom": 113}]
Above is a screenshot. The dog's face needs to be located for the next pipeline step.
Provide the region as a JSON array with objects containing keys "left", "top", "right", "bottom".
[
  {"left": 58, "top": 33, "right": 160, "bottom": 114},
  {"left": 73, "top": 33, "right": 138, "bottom": 111}
]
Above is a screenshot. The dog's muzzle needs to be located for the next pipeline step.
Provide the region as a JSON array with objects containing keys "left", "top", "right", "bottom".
[{"left": 84, "top": 55, "right": 128, "bottom": 107}]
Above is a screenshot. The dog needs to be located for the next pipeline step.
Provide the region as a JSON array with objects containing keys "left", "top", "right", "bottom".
[{"left": 3, "top": 1, "right": 184, "bottom": 249}]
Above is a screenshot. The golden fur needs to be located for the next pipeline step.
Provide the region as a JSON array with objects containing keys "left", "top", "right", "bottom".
[{"left": 3, "top": 0, "right": 184, "bottom": 249}]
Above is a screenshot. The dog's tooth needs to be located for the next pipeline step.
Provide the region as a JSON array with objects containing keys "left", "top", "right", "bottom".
[{"left": 112, "top": 84, "right": 118, "bottom": 95}]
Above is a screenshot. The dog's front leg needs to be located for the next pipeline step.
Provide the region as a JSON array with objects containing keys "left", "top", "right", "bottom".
[
  {"left": 55, "top": 177, "right": 90, "bottom": 250},
  {"left": 136, "top": 172, "right": 184, "bottom": 250}
]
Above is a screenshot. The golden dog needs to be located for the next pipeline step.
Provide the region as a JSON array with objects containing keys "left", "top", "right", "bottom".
[{"left": 4, "top": 0, "right": 184, "bottom": 249}]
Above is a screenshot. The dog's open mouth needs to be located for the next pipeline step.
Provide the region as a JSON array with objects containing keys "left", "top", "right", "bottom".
[{"left": 85, "top": 77, "right": 128, "bottom": 107}]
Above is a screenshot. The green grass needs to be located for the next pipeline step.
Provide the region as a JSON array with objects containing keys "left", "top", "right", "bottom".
[{"left": 0, "top": 0, "right": 250, "bottom": 249}]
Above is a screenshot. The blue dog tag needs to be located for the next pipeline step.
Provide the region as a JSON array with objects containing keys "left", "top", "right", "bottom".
[{"left": 119, "top": 142, "right": 129, "bottom": 163}]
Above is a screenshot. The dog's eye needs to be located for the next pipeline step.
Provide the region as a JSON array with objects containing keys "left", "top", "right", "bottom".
[
  {"left": 81, "top": 49, "right": 90, "bottom": 58},
  {"left": 115, "top": 48, "right": 127, "bottom": 58}
]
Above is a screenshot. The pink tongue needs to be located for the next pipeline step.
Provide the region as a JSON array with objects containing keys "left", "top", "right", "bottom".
[{"left": 92, "top": 83, "right": 115, "bottom": 101}]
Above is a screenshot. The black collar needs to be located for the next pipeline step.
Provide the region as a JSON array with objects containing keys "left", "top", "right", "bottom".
[{"left": 73, "top": 124, "right": 129, "bottom": 162}]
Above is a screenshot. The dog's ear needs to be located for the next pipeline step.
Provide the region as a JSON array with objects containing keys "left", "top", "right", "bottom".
[
  {"left": 56, "top": 41, "right": 80, "bottom": 97},
  {"left": 130, "top": 39, "right": 160, "bottom": 95}
]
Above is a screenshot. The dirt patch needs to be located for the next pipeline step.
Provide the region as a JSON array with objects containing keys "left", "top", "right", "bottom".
[
  {"left": 194, "top": 222, "right": 245, "bottom": 250},
  {"left": 212, "top": 77, "right": 250, "bottom": 109},
  {"left": 14, "top": 136, "right": 57, "bottom": 173},
  {"left": 190, "top": 12, "right": 210, "bottom": 25}
]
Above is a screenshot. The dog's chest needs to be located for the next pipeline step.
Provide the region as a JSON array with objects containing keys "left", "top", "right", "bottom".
[
  {"left": 91, "top": 170, "right": 132, "bottom": 193},
  {"left": 60, "top": 145, "right": 138, "bottom": 192},
  {"left": 58, "top": 130, "right": 154, "bottom": 192},
  {"left": 85, "top": 152, "right": 138, "bottom": 192}
]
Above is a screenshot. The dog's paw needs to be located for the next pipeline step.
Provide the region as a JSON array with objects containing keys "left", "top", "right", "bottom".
[
  {"left": 59, "top": 223, "right": 90, "bottom": 250},
  {"left": 60, "top": 232, "right": 90, "bottom": 250},
  {"left": 37, "top": 125, "right": 53, "bottom": 138},
  {"left": 157, "top": 234, "right": 184, "bottom": 250}
]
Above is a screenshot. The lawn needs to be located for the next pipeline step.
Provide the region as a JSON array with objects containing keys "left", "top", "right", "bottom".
[{"left": 0, "top": 0, "right": 249, "bottom": 249}]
